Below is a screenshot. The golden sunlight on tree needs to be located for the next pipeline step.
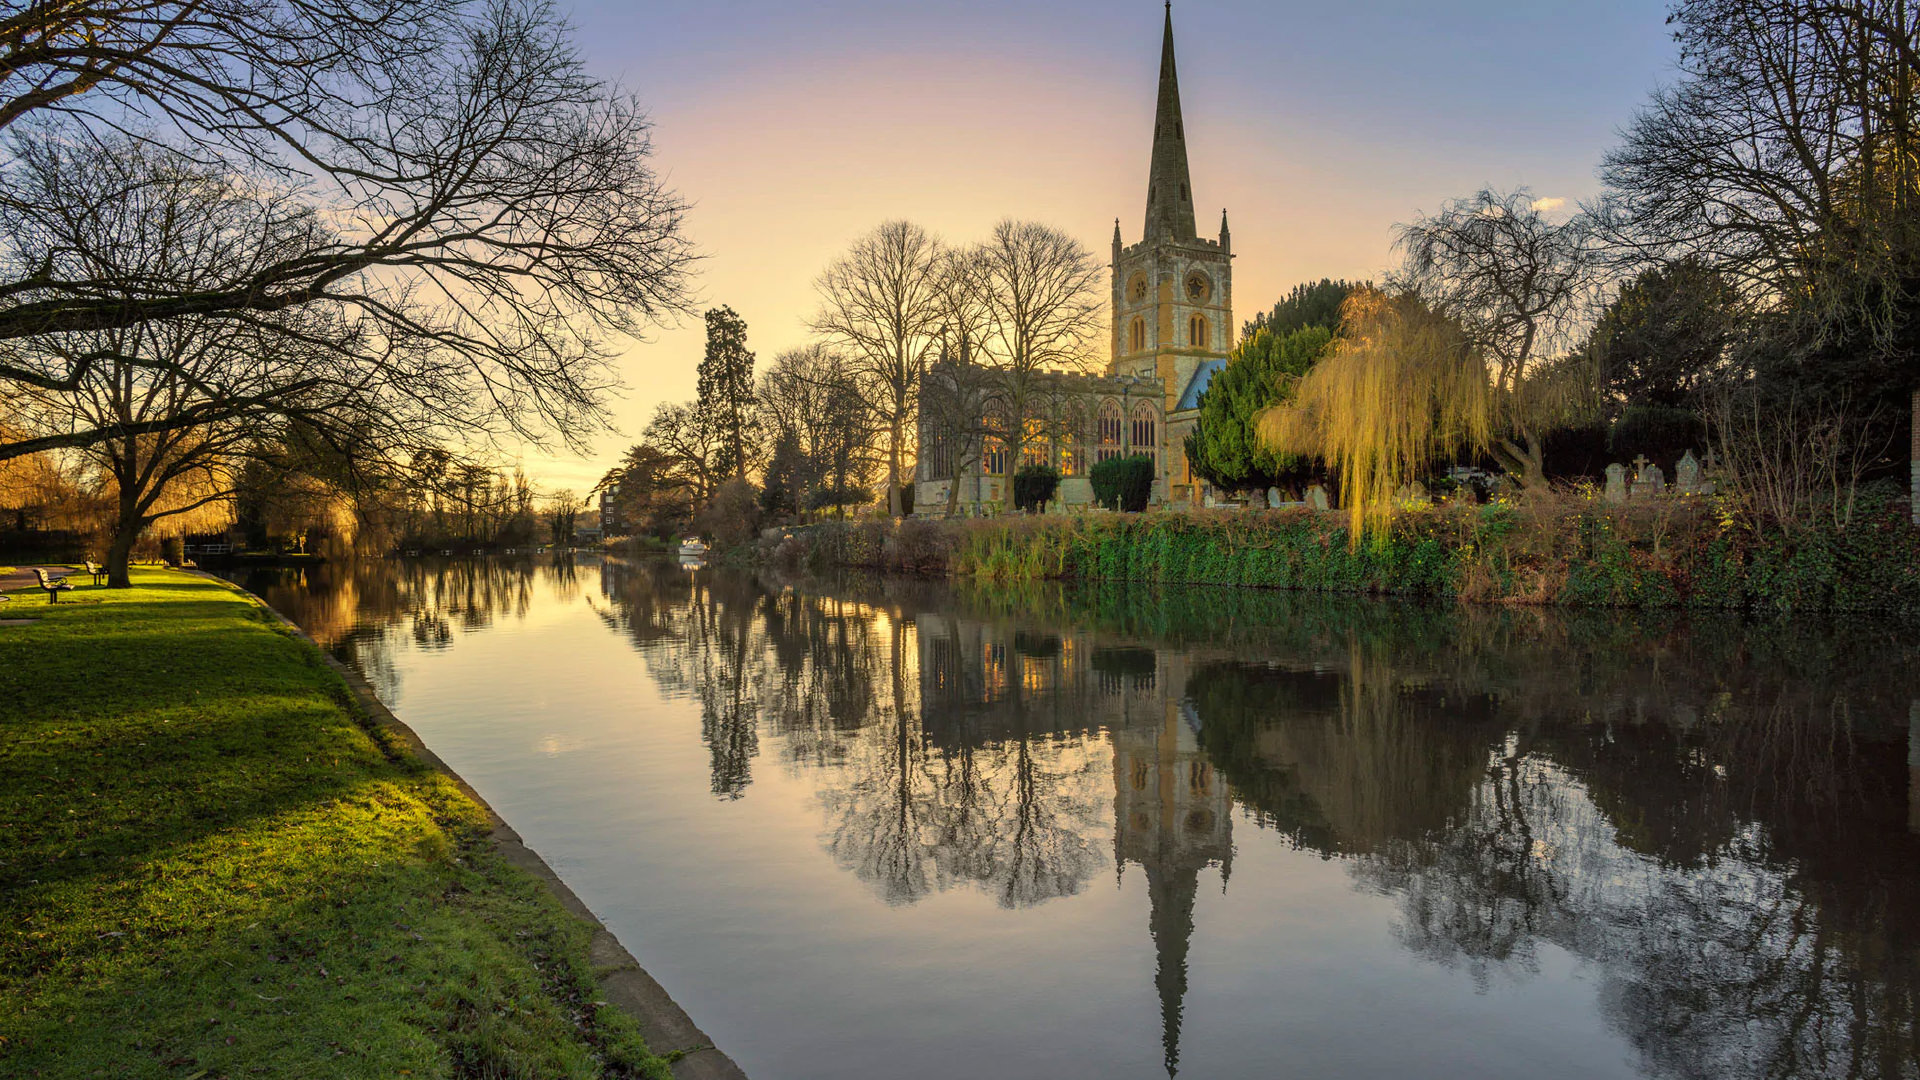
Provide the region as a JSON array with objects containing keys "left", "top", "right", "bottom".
[{"left": 1257, "top": 289, "right": 1491, "bottom": 536}]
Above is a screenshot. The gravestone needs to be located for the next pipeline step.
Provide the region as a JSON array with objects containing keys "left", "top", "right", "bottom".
[
  {"left": 1267, "top": 487, "right": 1282, "bottom": 509},
  {"left": 1633, "top": 460, "right": 1666, "bottom": 499},
  {"left": 1605, "top": 463, "right": 1628, "bottom": 504},
  {"left": 1306, "top": 484, "right": 1331, "bottom": 511},
  {"left": 1675, "top": 450, "right": 1703, "bottom": 495},
  {"left": 1408, "top": 480, "right": 1428, "bottom": 503}
]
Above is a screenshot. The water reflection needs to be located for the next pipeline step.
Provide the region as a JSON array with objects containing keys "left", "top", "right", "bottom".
[{"left": 235, "top": 557, "right": 1920, "bottom": 1080}]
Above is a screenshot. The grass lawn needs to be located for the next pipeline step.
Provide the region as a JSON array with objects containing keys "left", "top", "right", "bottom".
[{"left": 0, "top": 570, "right": 672, "bottom": 1079}]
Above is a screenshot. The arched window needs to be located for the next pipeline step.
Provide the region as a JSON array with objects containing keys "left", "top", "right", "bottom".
[
  {"left": 983, "top": 436, "right": 1007, "bottom": 477},
  {"left": 1188, "top": 314, "right": 1207, "bottom": 347},
  {"left": 1097, "top": 401, "right": 1123, "bottom": 462},
  {"left": 1021, "top": 417, "right": 1049, "bottom": 469},
  {"left": 1129, "top": 316, "right": 1146, "bottom": 354},
  {"left": 1131, "top": 403, "right": 1157, "bottom": 456}
]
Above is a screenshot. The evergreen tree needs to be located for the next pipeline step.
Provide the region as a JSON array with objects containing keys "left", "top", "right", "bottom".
[
  {"left": 695, "top": 306, "right": 759, "bottom": 480},
  {"left": 1244, "top": 279, "right": 1361, "bottom": 339},
  {"left": 1186, "top": 324, "right": 1335, "bottom": 491}
]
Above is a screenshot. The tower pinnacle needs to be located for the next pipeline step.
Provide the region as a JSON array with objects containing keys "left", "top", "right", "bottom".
[{"left": 1144, "top": 4, "right": 1198, "bottom": 242}]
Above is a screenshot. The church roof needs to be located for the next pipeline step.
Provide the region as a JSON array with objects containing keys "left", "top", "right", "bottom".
[
  {"left": 1143, "top": 4, "right": 1198, "bottom": 242},
  {"left": 1174, "top": 359, "right": 1226, "bottom": 412}
]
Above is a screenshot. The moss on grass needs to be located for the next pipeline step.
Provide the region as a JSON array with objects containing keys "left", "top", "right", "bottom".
[{"left": 0, "top": 571, "right": 671, "bottom": 1080}]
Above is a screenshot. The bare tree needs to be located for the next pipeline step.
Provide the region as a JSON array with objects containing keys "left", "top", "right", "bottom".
[
  {"left": 758, "top": 344, "right": 876, "bottom": 518},
  {"left": 1395, "top": 189, "right": 1603, "bottom": 490},
  {"left": 969, "top": 221, "right": 1106, "bottom": 480},
  {"left": 1597, "top": 0, "right": 1920, "bottom": 521},
  {"left": 643, "top": 400, "right": 726, "bottom": 503},
  {"left": 0, "top": 0, "right": 694, "bottom": 460},
  {"left": 812, "top": 221, "right": 947, "bottom": 517}
]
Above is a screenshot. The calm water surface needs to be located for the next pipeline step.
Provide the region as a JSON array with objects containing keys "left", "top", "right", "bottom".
[{"left": 228, "top": 557, "right": 1920, "bottom": 1080}]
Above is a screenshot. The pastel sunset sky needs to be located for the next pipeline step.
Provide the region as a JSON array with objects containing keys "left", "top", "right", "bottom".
[{"left": 526, "top": 0, "right": 1679, "bottom": 492}]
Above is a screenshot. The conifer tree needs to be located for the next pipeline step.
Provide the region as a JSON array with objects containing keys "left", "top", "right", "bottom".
[{"left": 695, "top": 306, "right": 759, "bottom": 481}]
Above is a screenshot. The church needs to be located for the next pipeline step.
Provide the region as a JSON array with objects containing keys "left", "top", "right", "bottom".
[{"left": 915, "top": 6, "right": 1234, "bottom": 514}]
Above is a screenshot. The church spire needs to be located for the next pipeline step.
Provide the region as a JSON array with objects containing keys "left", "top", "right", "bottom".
[{"left": 1144, "top": 3, "right": 1198, "bottom": 242}]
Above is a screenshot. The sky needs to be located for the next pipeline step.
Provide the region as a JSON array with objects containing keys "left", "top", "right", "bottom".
[{"left": 522, "top": 0, "right": 1680, "bottom": 493}]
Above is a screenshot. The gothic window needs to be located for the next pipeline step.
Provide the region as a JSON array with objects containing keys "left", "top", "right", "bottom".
[
  {"left": 984, "top": 436, "right": 1007, "bottom": 477},
  {"left": 1129, "top": 316, "right": 1146, "bottom": 353},
  {"left": 1021, "top": 417, "right": 1049, "bottom": 469},
  {"left": 1097, "top": 401, "right": 1123, "bottom": 462},
  {"left": 1189, "top": 314, "right": 1207, "bottom": 347},
  {"left": 1131, "top": 403, "right": 1157, "bottom": 457}
]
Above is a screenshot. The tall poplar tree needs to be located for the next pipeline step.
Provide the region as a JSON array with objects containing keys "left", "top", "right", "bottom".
[{"left": 695, "top": 306, "right": 759, "bottom": 481}]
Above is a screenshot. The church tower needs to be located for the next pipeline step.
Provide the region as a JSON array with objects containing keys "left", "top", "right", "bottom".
[{"left": 1110, "top": 5, "right": 1233, "bottom": 420}]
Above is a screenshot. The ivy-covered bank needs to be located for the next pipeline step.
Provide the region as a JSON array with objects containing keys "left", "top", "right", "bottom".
[{"left": 761, "top": 497, "right": 1920, "bottom": 613}]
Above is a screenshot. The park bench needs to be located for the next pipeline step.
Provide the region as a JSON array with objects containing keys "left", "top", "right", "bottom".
[
  {"left": 84, "top": 560, "right": 107, "bottom": 585},
  {"left": 33, "top": 567, "right": 74, "bottom": 603}
]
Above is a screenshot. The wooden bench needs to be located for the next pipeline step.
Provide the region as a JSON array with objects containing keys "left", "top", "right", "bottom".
[
  {"left": 33, "top": 567, "right": 74, "bottom": 602},
  {"left": 84, "top": 560, "right": 108, "bottom": 585}
]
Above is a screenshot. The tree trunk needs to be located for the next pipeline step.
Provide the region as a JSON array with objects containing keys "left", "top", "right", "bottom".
[
  {"left": 1910, "top": 387, "right": 1918, "bottom": 527},
  {"left": 105, "top": 493, "right": 141, "bottom": 588},
  {"left": 1494, "top": 434, "right": 1549, "bottom": 493},
  {"left": 887, "top": 415, "right": 903, "bottom": 518}
]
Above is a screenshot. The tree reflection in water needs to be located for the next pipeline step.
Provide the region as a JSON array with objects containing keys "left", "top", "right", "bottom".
[{"left": 246, "top": 558, "right": 1920, "bottom": 1080}]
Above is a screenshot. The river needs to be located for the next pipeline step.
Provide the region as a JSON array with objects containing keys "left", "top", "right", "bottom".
[{"left": 225, "top": 555, "right": 1920, "bottom": 1080}]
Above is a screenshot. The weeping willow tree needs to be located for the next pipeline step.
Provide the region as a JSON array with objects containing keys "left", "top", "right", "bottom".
[{"left": 1257, "top": 289, "right": 1492, "bottom": 536}]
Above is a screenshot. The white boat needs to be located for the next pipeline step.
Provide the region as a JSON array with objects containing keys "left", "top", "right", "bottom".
[{"left": 678, "top": 537, "right": 709, "bottom": 557}]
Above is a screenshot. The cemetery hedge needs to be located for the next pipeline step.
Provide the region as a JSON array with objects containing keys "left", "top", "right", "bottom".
[{"left": 762, "top": 492, "right": 1920, "bottom": 613}]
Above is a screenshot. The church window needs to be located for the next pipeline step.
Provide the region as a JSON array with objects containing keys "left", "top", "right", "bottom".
[
  {"left": 984, "top": 436, "right": 1007, "bottom": 477},
  {"left": 1129, "top": 316, "right": 1146, "bottom": 353},
  {"left": 1188, "top": 314, "right": 1207, "bottom": 347},
  {"left": 1097, "top": 401, "right": 1123, "bottom": 462},
  {"left": 1021, "top": 417, "right": 1050, "bottom": 469},
  {"left": 1130, "top": 403, "right": 1157, "bottom": 458}
]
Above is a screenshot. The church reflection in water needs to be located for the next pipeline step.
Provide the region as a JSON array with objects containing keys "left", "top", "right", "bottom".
[
  {"left": 235, "top": 556, "right": 1920, "bottom": 1080},
  {"left": 596, "top": 564, "right": 1920, "bottom": 1080}
]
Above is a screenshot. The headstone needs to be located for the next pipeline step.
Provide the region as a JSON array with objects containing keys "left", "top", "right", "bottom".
[
  {"left": 1267, "top": 487, "right": 1282, "bottom": 509},
  {"left": 1305, "top": 484, "right": 1331, "bottom": 511},
  {"left": 1203, "top": 492, "right": 1216, "bottom": 508},
  {"left": 1675, "top": 450, "right": 1703, "bottom": 495},
  {"left": 1408, "top": 480, "right": 1428, "bottom": 503},
  {"left": 1605, "top": 463, "right": 1628, "bottom": 504},
  {"left": 1634, "top": 462, "right": 1666, "bottom": 499}
]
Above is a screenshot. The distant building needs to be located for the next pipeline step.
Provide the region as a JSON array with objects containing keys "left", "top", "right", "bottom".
[
  {"left": 598, "top": 484, "right": 626, "bottom": 539},
  {"left": 916, "top": 7, "right": 1231, "bottom": 513}
]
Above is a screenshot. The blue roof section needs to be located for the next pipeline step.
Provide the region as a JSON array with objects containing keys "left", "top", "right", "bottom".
[{"left": 1174, "top": 359, "right": 1227, "bottom": 412}]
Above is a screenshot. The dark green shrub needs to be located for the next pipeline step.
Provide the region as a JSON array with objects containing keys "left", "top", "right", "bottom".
[
  {"left": 1090, "top": 454, "right": 1154, "bottom": 512},
  {"left": 1608, "top": 404, "right": 1704, "bottom": 463},
  {"left": 160, "top": 536, "right": 184, "bottom": 566},
  {"left": 1012, "top": 465, "right": 1060, "bottom": 513}
]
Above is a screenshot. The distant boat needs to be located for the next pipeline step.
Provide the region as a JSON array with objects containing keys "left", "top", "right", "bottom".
[
  {"left": 678, "top": 537, "right": 709, "bottom": 557},
  {"left": 405, "top": 549, "right": 420, "bottom": 557},
  {"left": 440, "top": 549, "right": 452, "bottom": 556}
]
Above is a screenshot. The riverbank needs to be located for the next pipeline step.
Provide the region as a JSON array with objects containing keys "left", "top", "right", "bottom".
[
  {"left": 0, "top": 571, "right": 698, "bottom": 1079},
  {"left": 765, "top": 495, "right": 1920, "bottom": 612}
]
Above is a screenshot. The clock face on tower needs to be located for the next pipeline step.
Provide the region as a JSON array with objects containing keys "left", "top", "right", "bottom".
[{"left": 1186, "top": 273, "right": 1210, "bottom": 303}]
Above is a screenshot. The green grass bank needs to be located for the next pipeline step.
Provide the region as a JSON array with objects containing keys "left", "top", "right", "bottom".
[
  {"left": 0, "top": 571, "right": 673, "bottom": 1079},
  {"left": 764, "top": 495, "right": 1920, "bottom": 613}
]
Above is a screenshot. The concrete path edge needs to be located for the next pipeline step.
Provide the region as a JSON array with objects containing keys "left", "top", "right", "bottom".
[{"left": 199, "top": 571, "right": 748, "bottom": 1080}]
